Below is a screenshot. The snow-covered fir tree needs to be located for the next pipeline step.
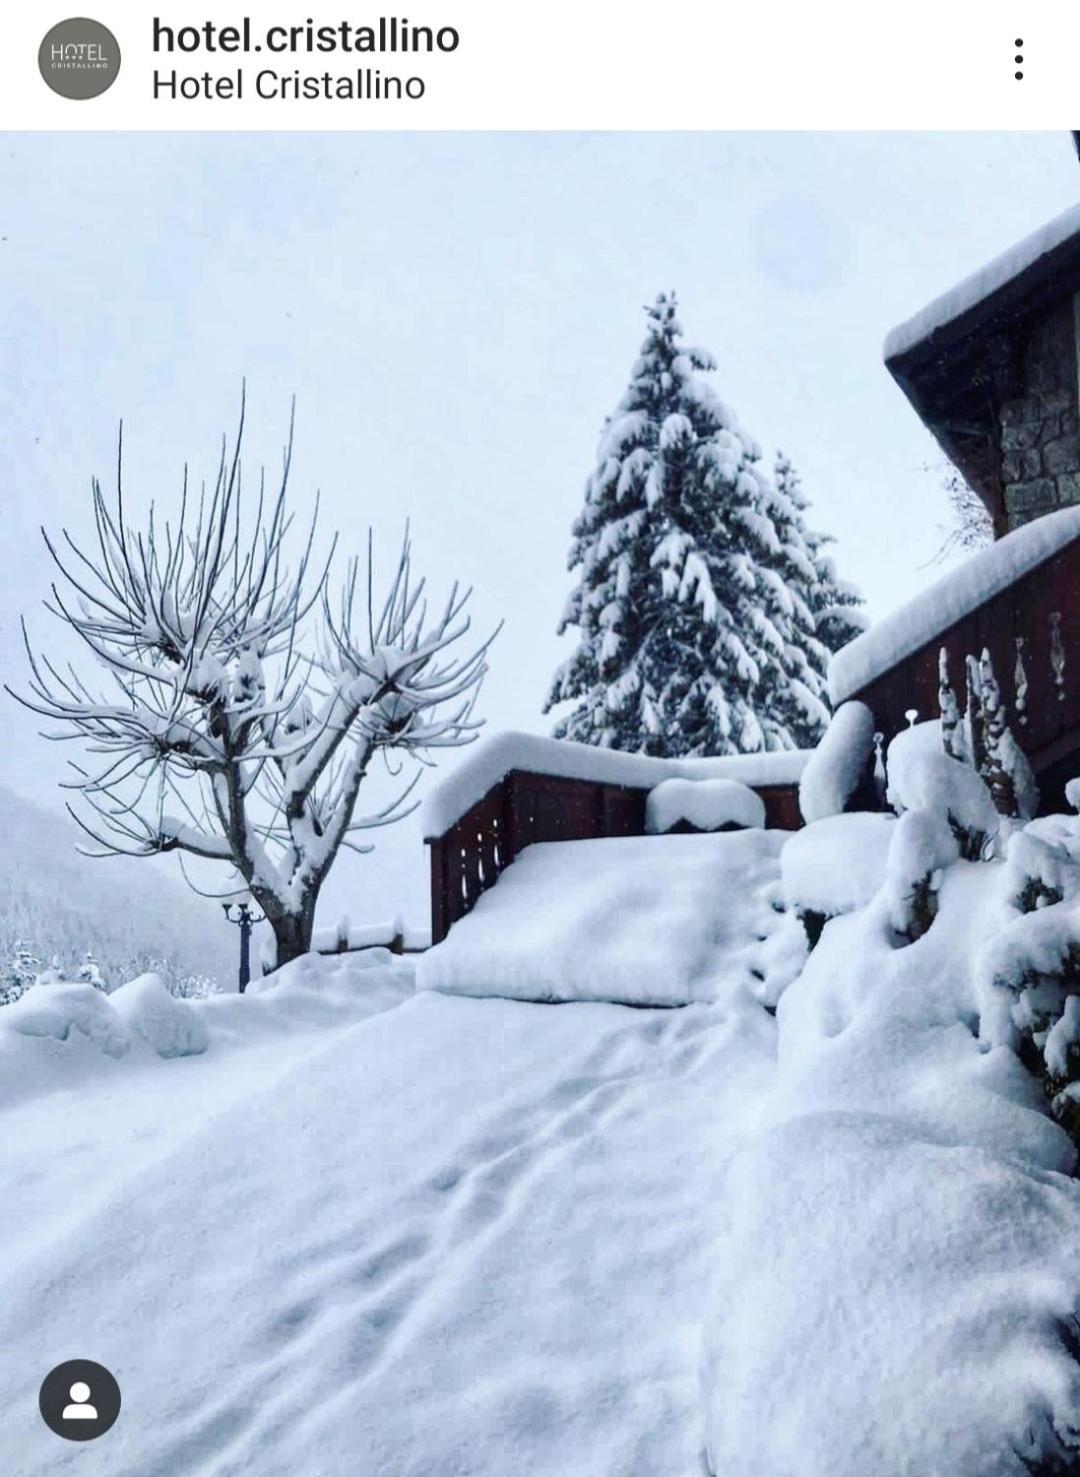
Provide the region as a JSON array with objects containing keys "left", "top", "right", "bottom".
[
  {"left": 545, "top": 294, "right": 862, "bottom": 754},
  {"left": 772, "top": 452, "right": 865, "bottom": 668},
  {"left": 2, "top": 942, "right": 39, "bottom": 1007}
]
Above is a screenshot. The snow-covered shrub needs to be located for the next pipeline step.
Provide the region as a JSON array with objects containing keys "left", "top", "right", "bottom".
[
  {"left": 982, "top": 900, "right": 1080, "bottom": 1134},
  {"left": 1004, "top": 831, "right": 1080, "bottom": 914},
  {"left": 882, "top": 807, "right": 958, "bottom": 942},
  {"left": 798, "top": 700, "right": 875, "bottom": 823},
  {"left": 887, "top": 722, "right": 997, "bottom": 860},
  {"left": 2, "top": 982, "right": 130, "bottom": 1058},
  {"left": 781, "top": 813, "right": 895, "bottom": 946},
  {"left": 111, "top": 973, "right": 209, "bottom": 1058},
  {"left": 77, "top": 952, "right": 108, "bottom": 992},
  {"left": 645, "top": 777, "right": 764, "bottom": 834}
]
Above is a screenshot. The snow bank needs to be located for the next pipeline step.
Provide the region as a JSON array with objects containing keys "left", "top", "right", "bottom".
[
  {"left": 422, "top": 729, "right": 809, "bottom": 837},
  {"left": 0, "top": 953, "right": 415, "bottom": 1110},
  {"left": 829, "top": 505, "right": 1080, "bottom": 704},
  {"left": 418, "top": 831, "right": 786, "bottom": 1006},
  {"left": 781, "top": 812, "right": 895, "bottom": 918},
  {"left": 2, "top": 981, "right": 130, "bottom": 1059},
  {"left": 885, "top": 203, "right": 1080, "bottom": 362},
  {"left": 703, "top": 857, "right": 1080, "bottom": 1475},
  {"left": 110, "top": 973, "right": 209, "bottom": 1059},
  {"left": 798, "top": 700, "right": 875, "bottom": 822},
  {"left": 645, "top": 776, "right": 764, "bottom": 833}
]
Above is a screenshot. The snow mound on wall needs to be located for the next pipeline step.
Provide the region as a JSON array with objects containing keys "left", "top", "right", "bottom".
[
  {"left": 645, "top": 776, "right": 765, "bottom": 833},
  {"left": 829, "top": 506, "right": 1080, "bottom": 704},
  {"left": 110, "top": 973, "right": 209, "bottom": 1059},
  {"left": 798, "top": 700, "right": 875, "bottom": 822},
  {"left": 418, "top": 830, "right": 787, "bottom": 1006},
  {"left": 781, "top": 812, "right": 895, "bottom": 918},
  {"left": 422, "top": 729, "right": 810, "bottom": 837}
]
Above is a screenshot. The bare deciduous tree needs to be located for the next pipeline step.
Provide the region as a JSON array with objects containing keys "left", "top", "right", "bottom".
[{"left": 7, "top": 399, "right": 497, "bottom": 970}]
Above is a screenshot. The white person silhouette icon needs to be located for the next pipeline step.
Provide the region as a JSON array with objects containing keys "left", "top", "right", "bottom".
[{"left": 62, "top": 1381, "right": 98, "bottom": 1420}]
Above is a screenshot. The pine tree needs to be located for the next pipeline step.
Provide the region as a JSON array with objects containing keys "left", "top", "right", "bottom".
[
  {"left": 2, "top": 941, "right": 39, "bottom": 1007},
  {"left": 545, "top": 294, "right": 854, "bottom": 756},
  {"left": 772, "top": 453, "right": 865, "bottom": 665}
]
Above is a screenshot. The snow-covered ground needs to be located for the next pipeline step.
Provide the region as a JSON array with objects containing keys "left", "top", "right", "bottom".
[{"left": 3, "top": 826, "right": 1080, "bottom": 1476}]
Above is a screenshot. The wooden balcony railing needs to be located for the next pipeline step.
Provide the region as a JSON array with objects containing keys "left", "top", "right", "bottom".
[
  {"left": 842, "top": 530, "right": 1080, "bottom": 808},
  {"left": 426, "top": 766, "right": 802, "bottom": 944}
]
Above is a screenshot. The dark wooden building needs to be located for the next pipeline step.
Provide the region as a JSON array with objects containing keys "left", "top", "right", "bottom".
[{"left": 833, "top": 204, "right": 1080, "bottom": 805}]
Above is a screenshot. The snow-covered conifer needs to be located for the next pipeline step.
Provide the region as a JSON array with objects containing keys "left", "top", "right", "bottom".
[
  {"left": 2, "top": 942, "right": 39, "bottom": 1007},
  {"left": 772, "top": 451, "right": 865, "bottom": 678},
  {"left": 77, "top": 951, "right": 108, "bottom": 992},
  {"left": 545, "top": 296, "right": 861, "bottom": 756}
]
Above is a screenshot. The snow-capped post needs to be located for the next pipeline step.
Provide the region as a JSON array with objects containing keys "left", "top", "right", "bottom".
[
  {"left": 937, "top": 648, "right": 965, "bottom": 762},
  {"left": 7, "top": 395, "right": 499, "bottom": 973},
  {"left": 964, "top": 654, "right": 986, "bottom": 777},
  {"left": 977, "top": 649, "right": 1038, "bottom": 821},
  {"left": 544, "top": 293, "right": 862, "bottom": 757}
]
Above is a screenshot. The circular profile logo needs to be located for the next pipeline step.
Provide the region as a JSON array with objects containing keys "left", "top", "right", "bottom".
[
  {"left": 39, "top": 18, "right": 121, "bottom": 99},
  {"left": 39, "top": 1360, "right": 121, "bottom": 1441}
]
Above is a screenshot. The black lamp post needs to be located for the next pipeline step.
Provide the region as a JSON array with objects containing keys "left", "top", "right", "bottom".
[{"left": 221, "top": 900, "right": 264, "bottom": 993}]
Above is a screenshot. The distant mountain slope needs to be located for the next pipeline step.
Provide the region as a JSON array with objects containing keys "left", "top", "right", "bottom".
[{"left": 0, "top": 785, "right": 235, "bottom": 988}]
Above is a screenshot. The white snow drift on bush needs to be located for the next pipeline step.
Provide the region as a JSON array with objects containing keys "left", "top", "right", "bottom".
[
  {"left": 781, "top": 812, "right": 895, "bottom": 918},
  {"left": 110, "top": 973, "right": 210, "bottom": 1059},
  {"left": 645, "top": 776, "right": 765, "bottom": 833}
]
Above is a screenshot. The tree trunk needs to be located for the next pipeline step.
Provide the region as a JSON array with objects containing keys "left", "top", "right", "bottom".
[{"left": 267, "top": 910, "right": 315, "bottom": 973}]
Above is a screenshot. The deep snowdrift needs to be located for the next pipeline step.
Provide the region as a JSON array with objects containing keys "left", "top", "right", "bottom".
[
  {"left": 3, "top": 822, "right": 1080, "bottom": 1476},
  {"left": 417, "top": 830, "right": 786, "bottom": 1005}
]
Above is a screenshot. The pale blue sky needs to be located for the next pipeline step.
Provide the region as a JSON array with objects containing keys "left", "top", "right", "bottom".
[{"left": 1, "top": 131, "right": 1077, "bottom": 930}]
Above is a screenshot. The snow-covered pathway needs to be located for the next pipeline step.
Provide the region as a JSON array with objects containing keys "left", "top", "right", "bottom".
[{"left": 2, "top": 973, "right": 776, "bottom": 1477}]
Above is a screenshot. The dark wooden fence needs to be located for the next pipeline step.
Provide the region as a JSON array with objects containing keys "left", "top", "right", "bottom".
[
  {"left": 846, "top": 532, "right": 1080, "bottom": 810},
  {"left": 427, "top": 769, "right": 802, "bottom": 944}
]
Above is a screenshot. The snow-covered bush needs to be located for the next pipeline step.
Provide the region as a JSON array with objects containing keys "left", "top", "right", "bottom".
[
  {"left": 77, "top": 951, "right": 108, "bottom": 992},
  {"left": 781, "top": 812, "right": 895, "bottom": 946},
  {"left": 3, "top": 981, "right": 131, "bottom": 1058},
  {"left": 111, "top": 973, "right": 210, "bottom": 1058},
  {"left": 981, "top": 823, "right": 1080, "bottom": 1140},
  {"left": 882, "top": 807, "right": 958, "bottom": 942},
  {"left": 888, "top": 722, "right": 998, "bottom": 860},
  {"left": 798, "top": 700, "right": 875, "bottom": 823},
  {"left": 645, "top": 777, "right": 764, "bottom": 834}
]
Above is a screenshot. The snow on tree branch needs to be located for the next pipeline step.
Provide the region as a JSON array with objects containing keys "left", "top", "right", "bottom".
[{"left": 6, "top": 395, "right": 499, "bottom": 969}]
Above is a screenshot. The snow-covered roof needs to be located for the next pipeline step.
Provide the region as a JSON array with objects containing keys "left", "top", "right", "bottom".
[
  {"left": 829, "top": 504, "right": 1080, "bottom": 704},
  {"left": 884, "top": 203, "right": 1080, "bottom": 364},
  {"left": 422, "top": 730, "right": 810, "bottom": 839}
]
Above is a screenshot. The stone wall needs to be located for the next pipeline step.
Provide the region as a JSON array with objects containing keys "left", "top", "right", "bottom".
[{"left": 999, "top": 295, "right": 1080, "bottom": 529}]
